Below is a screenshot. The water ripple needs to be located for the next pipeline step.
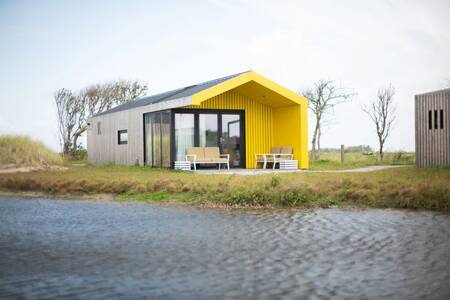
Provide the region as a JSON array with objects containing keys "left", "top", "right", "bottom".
[{"left": 0, "top": 197, "right": 449, "bottom": 299}]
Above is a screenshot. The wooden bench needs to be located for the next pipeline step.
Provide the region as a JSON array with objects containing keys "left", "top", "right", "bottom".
[
  {"left": 186, "top": 147, "right": 230, "bottom": 171},
  {"left": 255, "top": 146, "right": 294, "bottom": 169}
]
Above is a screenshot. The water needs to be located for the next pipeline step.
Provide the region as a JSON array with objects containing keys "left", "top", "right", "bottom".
[{"left": 0, "top": 197, "right": 449, "bottom": 299}]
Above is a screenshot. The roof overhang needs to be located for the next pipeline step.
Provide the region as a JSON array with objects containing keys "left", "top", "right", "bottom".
[
  {"left": 90, "top": 71, "right": 307, "bottom": 119},
  {"left": 191, "top": 71, "right": 307, "bottom": 108}
]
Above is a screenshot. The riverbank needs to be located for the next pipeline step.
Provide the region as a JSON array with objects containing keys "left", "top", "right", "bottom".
[{"left": 0, "top": 164, "right": 449, "bottom": 211}]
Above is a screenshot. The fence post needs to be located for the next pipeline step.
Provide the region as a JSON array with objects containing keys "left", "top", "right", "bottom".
[{"left": 341, "top": 144, "right": 345, "bottom": 164}]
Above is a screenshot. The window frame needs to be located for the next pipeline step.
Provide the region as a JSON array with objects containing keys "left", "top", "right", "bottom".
[
  {"left": 118, "top": 130, "right": 128, "bottom": 145},
  {"left": 428, "top": 110, "right": 432, "bottom": 130},
  {"left": 434, "top": 110, "right": 438, "bottom": 129}
]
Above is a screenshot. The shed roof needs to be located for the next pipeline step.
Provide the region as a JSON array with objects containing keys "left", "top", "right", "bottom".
[
  {"left": 415, "top": 88, "right": 450, "bottom": 97},
  {"left": 95, "top": 71, "right": 249, "bottom": 116}
]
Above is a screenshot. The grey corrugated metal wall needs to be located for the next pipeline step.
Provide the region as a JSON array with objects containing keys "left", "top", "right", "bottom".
[{"left": 415, "top": 89, "right": 450, "bottom": 167}]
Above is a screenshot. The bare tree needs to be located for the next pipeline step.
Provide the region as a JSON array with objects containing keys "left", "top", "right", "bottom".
[
  {"left": 55, "top": 89, "right": 81, "bottom": 154},
  {"left": 55, "top": 80, "right": 148, "bottom": 155},
  {"left": 362, "top": 85, "right": 396, "bottom": 160},
  {"left": 301, "top": 80, "right": 353, "bottom": 160}
]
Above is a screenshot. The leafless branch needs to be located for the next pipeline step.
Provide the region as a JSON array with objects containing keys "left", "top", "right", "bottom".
[
  {"left": 300, "top": 80, "right": 355, "bottom": 160},
  {"left": 362, "top": 84, "right": 396, "bottom": 160},
  {"left": 55, "top": 80, "right": 148, "bottom": 155}
]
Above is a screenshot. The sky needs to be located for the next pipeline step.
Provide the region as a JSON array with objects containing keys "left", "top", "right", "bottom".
[{"left": 1, "top": 0, "right": 449, "bottom": 152}]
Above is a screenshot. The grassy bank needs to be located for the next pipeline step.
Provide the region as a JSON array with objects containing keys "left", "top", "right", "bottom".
[
  {"left": 0, "top": 135, "right": 62, "bottom": 168},
  {"left": 0, "top": 163, "right": 449, "bottom": 211}
]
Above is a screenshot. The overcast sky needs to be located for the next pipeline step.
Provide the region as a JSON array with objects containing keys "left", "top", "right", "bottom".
[{"left": 1, "top": 0, "right": 449, "bottom": 151}]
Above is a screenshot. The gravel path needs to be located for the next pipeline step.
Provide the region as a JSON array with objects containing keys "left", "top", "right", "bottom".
[
  {"left": 307, "top": 165, "right": 407, "bottom": 173},
  {"left": 194, "top": 165, "right": 408, "bottom": 175}
]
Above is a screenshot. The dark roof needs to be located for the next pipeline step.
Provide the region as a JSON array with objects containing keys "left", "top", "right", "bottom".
[
  {"left": 95, "top": 71, "right": 249, "bottom": 117},
  {"left": 416, "top": 88, "right": 450, "bottom": 97}
]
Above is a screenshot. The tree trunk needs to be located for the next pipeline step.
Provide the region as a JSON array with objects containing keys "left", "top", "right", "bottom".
[
  {"left": 317, "top": 127, "right": 322, "bottom": 159},
  {"left": 72, "top": 132, "right": 82, "bottom": 154},
  {"left": 71, "top": 127, "right": 87, "bottom": 154},
  {"left": 311, "top": 138, "right": 316, "bottom": 161},
  {"left": 311, "top": 116, "right": 320, "bottom": 161},
  {"left": 63, "top": 142, "right": 71, "bottom": 155},
  {"left": 378, "top": 136, "right": 384, "bottom": 161},
  {"left": 63, "top": 132, "right": 72, "bottom": 155}
]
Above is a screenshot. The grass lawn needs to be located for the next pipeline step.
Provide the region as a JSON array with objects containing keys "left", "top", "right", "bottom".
[
  {"left": 3, "top": 135, "right": 439, "bottom": 210},
  {"left": 309, "top": 151, "right": 415, "bottom": 170},
  {"left": 1, "top": 160, "right": 449, "bottom": 211}
]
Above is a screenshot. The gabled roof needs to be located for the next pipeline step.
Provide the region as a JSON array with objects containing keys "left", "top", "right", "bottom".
[
  {"left": 94, "top": 70, "right": 307, "bottom": 117},
  {"left": 191, "top": 70, "right": 306, "bottom": 107},
  {"left": 95, "top": 71, "right": 249, "bottom": 116},
  {"left": 416, "top": 88, "right": 450, "bottom": 97}
]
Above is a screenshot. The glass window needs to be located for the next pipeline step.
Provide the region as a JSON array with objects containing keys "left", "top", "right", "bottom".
[
  {"left": 152, "top": 113, "right": 161, "bottom": 166},
  {"left": 144, "top": 114, "right": 153, "bottom": 166},
  {"left": 428, "top": 110, "right": 432, "bottom": 130},
  {"left": 144, "top": 111, "right": 172, "bottom": 167},
  {"left": 118, "top": 130, "right": 128, "bottom": 145},
  {"left": 199, "top": 114, "right": 218, "bottom": 147},
  {"left": 175, "top": 113, "right": 195, "bottom": 161},
  {"left": 434, "top": 110, "right": 438, "bottom": 129},
  {"left": 97, "top": 122, "right": 102, "bottom": 135},
  {"left": 222, "top": 114, "right": 241, "bottom": 167},
  {"left": 161, "top": 111, "right": 171, "bottom": 167}
]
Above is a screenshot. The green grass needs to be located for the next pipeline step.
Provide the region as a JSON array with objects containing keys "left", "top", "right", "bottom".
[
  {"left": 309, "top": 151, "right": 415, "bottom": 170},
  {"left": 0, "top": 162, "right": 448, "bottom": 211},
  {"left": 2, "top": 136, "right": 441, "bottom": 211},
  {"left": 0, "top": 135, "right": 62, "bottom": 167},
  {"left": 117, "top": 191, "right": 192, "bottom": 202}
]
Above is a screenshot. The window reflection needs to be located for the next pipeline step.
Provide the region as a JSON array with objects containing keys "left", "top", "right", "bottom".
[
  {"left": 222, "top": 114, "right": 240, "bottom": 167},
  {"left": 175, "top": 113, "right": 194, "bottom": 161},
  {"left": 144, "top": 111, "right": 171, "bottom": 167},
  {"left": 199, "top": 114, "right": 218, "bottom": 147}
]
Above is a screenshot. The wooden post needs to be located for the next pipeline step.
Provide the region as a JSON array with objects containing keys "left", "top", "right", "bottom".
[{"left": 341, "top": 144, "right": 345, "bottom": 164}]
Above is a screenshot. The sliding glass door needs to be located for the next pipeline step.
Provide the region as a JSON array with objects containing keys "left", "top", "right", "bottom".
[
  {"left": 145, "top": 109, "right": 244, "bottom": 168},
  {"left": 173, "top": 110, "right": 244, "bottom": 168},
  {"left": 144, "top": 111, "right": 171, "bottom": 167},
  {"left": 174, "top": 113, "right": 195, "bottom": 161},
  {"left": 221, "top": 114, "right": 241, "bottom": 167}
]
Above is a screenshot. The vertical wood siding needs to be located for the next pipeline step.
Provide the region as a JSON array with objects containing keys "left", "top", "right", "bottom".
[
  {"left": 187, "top": 90, "right": 274, "bottom": 168},
  {"left": 415, "top": 90, "right": 450, "bottom": 167},
  {"left": 87, "top": 108, "right": 144, "bottom": 165}
]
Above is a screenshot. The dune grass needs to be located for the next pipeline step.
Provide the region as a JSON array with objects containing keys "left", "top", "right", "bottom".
[
  {"left": 0, "top": 163, "right": 448, "bottom": 211},
  {"left": 309, "top": 151, "right": 415, "bottom": 170},
  {"left": 0, "top": 135, "right": 62, "bottom": 168}
]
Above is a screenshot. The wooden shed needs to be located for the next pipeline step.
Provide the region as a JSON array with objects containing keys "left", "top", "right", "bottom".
[{"left": 415, "top": 88, "right": 450, "bottom": 167}]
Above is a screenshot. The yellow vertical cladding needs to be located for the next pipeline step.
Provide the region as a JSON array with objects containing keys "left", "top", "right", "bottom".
[
  {"left": 272, "top": 105, "right": 309, "bottom": 169},
  {"left": 186, "top": 90, "right": 273, "bottom": 168}
]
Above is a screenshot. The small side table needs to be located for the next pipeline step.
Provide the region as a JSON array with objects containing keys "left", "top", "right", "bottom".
[
  {"left": 174, "top": 161, "right": 191, "bottom": 171},
  {"left": 279, "top": 160, "right": 298, "bottom": 170}
]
